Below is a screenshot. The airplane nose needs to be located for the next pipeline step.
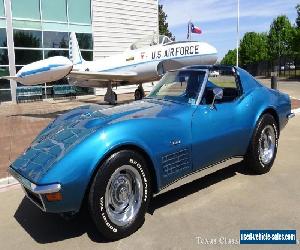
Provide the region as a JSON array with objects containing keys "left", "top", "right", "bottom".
[
  {"left": 200, "top": 42, "right": 218, "bottom": 65},
  {"left": 208, "top": 44, "right": 218, "bottom": 55},
  {"left": 207, "top": 44, "right": 218, "bottom": 64}
]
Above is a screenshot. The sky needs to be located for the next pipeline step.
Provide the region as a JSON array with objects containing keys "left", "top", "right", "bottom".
[{"left": 159, "top": 0, "right": 299, "bottom": 60}]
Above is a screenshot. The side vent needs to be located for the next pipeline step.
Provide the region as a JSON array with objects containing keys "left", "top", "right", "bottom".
[{"left": 161, "top": 148, "right": 191, "bottom": 177}]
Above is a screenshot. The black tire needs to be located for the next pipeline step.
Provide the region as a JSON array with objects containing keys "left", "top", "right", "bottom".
[
  {"left": 244, "top": 114, "right": 279, "bottom": 174},
  {"left": 88, "top": 150, "right": 151, "bottom": 240},
  {"left": 134, "top": 89, "right": 143, "bottom": 100},
  {"left": 113, "top": 91, "right": 117, "bottom": 102}
]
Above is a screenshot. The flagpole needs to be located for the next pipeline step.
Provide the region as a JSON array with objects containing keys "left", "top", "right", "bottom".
[
  {"left": 236, "top": 0, "right": 240, "bottom": 67},
  {"left": 189, "top": 20, "right": 191, "bottom": 41}
]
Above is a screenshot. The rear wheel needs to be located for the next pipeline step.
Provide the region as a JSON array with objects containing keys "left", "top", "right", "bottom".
[
  {"left": 134, "top": 89, "right": 143, "bottom": 100},
  {"left": 134, "top": 84, "right": 145, "bottom": 101},
  {"left": 244, "top": 114, "right": 278, "bottom": 174},
  {"left": 88, "top": 150, "right": 151, "bottom": 240}
]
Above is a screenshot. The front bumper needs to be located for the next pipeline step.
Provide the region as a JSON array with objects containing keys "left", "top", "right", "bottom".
[
  {"left": 9, "top": 167, "right": 61, "bottom": 212},
  {"left": 287, "top": 113, "right": 295, "bottom": 119}
]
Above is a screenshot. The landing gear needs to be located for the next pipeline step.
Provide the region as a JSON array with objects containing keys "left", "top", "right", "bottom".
[
  {"left": 104, "top": 82, "right": 117, "bottom": 105},
  {"left": 134, "top": 83, "right": 145, "bottom": 101}
]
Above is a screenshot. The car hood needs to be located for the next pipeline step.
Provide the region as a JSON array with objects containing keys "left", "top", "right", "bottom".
[{"left": 11, "top": 99, "right": 188, "bottom": 183}]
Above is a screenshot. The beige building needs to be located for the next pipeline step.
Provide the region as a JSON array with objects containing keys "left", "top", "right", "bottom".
[{"left": 92, "top": 0, "right": 158, "bottom": 59}]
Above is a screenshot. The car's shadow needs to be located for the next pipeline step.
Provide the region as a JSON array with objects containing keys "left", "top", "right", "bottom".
[
  {"left": 148, "top": 161, "right": 252, "bottom": 214},
  {"left": 14, "top": 160, "right": 251, "bottom": 244},
  {"left": 14, "top": 198, "right": 110, "bottom": 244}
]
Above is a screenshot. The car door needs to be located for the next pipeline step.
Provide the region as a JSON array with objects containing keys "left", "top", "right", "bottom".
[{"left": 191, "top": 68, "right": 246, "bottom": 170}]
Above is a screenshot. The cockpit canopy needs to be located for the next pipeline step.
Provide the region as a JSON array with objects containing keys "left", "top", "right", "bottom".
[{"left": 130, "top": 34, "right": 173, "bottom": 50}]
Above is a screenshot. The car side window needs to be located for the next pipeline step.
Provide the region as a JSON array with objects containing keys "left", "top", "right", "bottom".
[{"left": 202, "top": 69, "right": 242, "bottom": 105}]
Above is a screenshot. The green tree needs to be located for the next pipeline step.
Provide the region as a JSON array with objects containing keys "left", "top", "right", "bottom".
[
  {"left": 296, "top": 4, "right": 300, "bottom": 28},
  {"left": 292, "top": 27, "right": 300, "bottom": 55},
  {"left": 240, "top": 32, "right": 269, "bottom": 66},
  {"left": 13, "top": 31, "right": 42, "bottom": 64},
  {"left": 13, "top": 31, "right": 40, "bottom": 48},
  {"left": 294, "top": 5, "right": 300, "bottom": 54},
  {"left": 77, "top": 33, "right": 93, "bottom": 50},
  {"left": 268, "top": 15, "right": 294, "bottom": 60},
  {"left": 0, "top": 40, "right": 8, "bottom": 65},
  {"left": 221, "top": 49, "right": 237, "bottom": 66},
  {"left": 159, "top": 4, "right": 175, "bottom": 40},
  {"left": 0, "top": 49, "right": 8, "bottom": 65}
]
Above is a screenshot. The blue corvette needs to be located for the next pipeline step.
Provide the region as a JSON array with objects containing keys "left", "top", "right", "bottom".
[{"left": 9, "top": 65, "right": 294, "bottom": 240}]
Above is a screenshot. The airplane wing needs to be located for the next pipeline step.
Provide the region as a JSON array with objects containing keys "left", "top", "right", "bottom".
[
  {"left": 70, "top": 58, "right": 185, "bottom": 84},
  {"left": 69, "top": 71, "right": 138, "bottom": 82},
  {"left": 0, "top": 68, "right": 138, "bottom": 87}
]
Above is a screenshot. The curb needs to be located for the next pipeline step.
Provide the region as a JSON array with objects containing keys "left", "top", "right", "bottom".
[
  {"left": 292, "top": 108, "right": 300, "bottom": 114},
  {"left": 0, "top": 176, "right": 19, "bottom": 191}
]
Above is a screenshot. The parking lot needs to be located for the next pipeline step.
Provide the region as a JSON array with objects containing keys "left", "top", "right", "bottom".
[
  {"left": 0, "top": 113, "right": 299, "bottom": 249},
  {"left": 0, "top": 80, "right": 300, "bottom": 249}
]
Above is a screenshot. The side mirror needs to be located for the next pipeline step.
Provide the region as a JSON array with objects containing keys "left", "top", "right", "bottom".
[
  {"left": 213, "top": 87, "right": 223, "bottom": 100},
  {"left": 210, "top": 87, "right": 223, "bottom": 109}
]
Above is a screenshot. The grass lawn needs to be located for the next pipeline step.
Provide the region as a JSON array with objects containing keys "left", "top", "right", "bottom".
[{"left": 208, "top": 76, "right": 236, "bottom": 88}]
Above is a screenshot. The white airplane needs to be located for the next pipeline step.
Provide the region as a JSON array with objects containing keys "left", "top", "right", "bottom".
[{"left": 2, "top": 32, "right": 218, "bottom": 104}]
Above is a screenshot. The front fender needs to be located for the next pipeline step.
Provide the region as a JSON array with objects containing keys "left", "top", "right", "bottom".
[
  {"left": 35, "top": 132, "right": 111, "bottom": 212},
  {"left": 38, "top": 121, "right": 161, "bottom": 212}
]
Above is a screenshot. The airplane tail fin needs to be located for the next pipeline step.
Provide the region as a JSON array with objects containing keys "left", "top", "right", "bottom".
[{"left": 69, "top": 32, "right": 84, "bottom": 65}]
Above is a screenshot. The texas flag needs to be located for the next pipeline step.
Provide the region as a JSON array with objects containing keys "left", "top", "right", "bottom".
[{"left": 191, "top": 23, "right": 202, "bottom": 34}]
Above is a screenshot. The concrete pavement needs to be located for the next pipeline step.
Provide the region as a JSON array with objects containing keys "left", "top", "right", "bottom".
[
  {"left": 259, "top": 78, "right": 300, "bottom": 99},
  {"left": 259, "top": 78, "right": 300, "bottom": 110},
  {"left": 0, "top": 114, "right": 299, "bottom": 249}
]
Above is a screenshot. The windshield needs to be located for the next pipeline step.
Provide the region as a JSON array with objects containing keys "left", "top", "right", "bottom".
[
  {"left": 148, "top": 70, "right": 207, "bottom": 104},
  {"left": 130, "top": 34, "right": 172, "bottom": 50},
  {"left": 158, "top": 35, "right": 172, "bottom": 45}
]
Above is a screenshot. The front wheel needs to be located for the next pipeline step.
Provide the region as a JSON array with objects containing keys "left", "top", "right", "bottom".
[
  {"left": 244, "top": 114, "right": 279, "bottom": 174},
  {"left": 88, "top": 150, "right": 151, "bottom": 240}
]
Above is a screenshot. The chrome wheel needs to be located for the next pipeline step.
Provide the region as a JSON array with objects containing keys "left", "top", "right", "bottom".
[
  {"left": 105, "top": 165, "right": 143, "bottom": 226},
  {"left": 259, "top": 125, "right": 276, "bottom": 165}
]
